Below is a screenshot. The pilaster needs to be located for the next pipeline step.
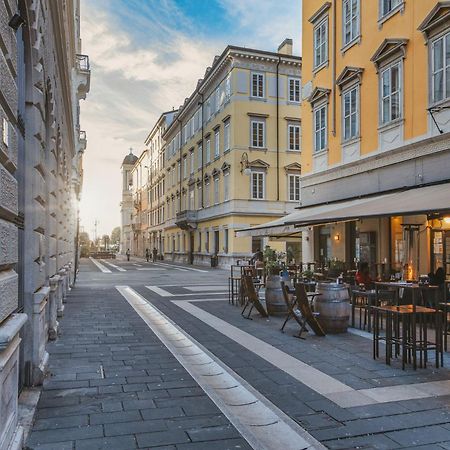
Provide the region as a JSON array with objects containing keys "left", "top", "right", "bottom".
[
  {"left": 48, "top": 275, "right": 60, "bottom": 340},
  {"left": 31, "top": 287, "right": 50, "bottom": 385}
]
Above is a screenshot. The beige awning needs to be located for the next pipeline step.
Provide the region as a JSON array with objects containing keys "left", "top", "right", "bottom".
[{"left": 236, "top": 183, "right": 450, "bottom": 237}]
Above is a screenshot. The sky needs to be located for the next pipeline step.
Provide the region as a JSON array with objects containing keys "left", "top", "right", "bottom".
[{"left": 79, "top": 0, "right": 302, "bottom": 238}]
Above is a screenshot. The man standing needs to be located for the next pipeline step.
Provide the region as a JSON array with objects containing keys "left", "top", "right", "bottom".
[
  {"left": 145, "top": 248, "right": 150, "bottom": 262},
  {"left": 126, "top": 248, "right": 130, "bottom": 262},
  {"left": 152, "top": 247, "right": 158, "bottom": 262}
]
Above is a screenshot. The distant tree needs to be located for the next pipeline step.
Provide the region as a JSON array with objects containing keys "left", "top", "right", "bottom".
[
  {"left": 79, "top": 231, "right": 90, "bottom": 246},
  {"left": 110, "top": 226, "right": 121, "bottom": 246}
]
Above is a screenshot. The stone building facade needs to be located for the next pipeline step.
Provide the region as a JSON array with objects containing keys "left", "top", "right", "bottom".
[{"left": 0, "top": 1, "right": 90, "bottom": 449}]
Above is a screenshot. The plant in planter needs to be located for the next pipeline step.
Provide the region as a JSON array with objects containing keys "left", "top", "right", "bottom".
[{"left": 301, "top": 269, "right": 315, "bottom": 282}]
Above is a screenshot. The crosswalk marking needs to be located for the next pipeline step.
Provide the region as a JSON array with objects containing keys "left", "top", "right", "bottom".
[
  {"left": 146, "top": 285, "right": 227, "bottom": 298},
  {"left": 89, "top": 257, "right": 112, "bottom": 273},
  {"left": 101, "top": 260, "right": 126, "bottom": 272}
]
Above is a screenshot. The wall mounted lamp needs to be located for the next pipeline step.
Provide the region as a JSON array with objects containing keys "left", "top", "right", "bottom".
[{"left": 334, "top": 233, "right": 340, "bottom": 242}]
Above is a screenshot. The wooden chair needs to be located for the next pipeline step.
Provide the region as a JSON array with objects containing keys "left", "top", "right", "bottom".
[
  {"left": 241, "top": 275, "right": 268, "bottom": 320},
  {"left": 280, "top": 282, "right": 325, "bottom": 338}
]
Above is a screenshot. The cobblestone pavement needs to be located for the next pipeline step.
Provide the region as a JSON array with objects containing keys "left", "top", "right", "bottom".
[{"left": 26, "top": 258, "right": 450, "bottom": 449}]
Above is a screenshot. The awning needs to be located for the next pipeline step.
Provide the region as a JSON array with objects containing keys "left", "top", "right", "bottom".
[{"left": 236, "top": 183, "right": 450, "bottom": 237}]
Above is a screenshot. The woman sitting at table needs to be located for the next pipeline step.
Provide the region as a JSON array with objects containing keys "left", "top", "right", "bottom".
[{"left": 356, "top": 262, "right": 374, "bottom": 289}]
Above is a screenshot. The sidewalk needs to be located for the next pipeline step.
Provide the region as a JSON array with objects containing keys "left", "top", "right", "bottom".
[{"left": 25, "top": 276, "right": 249, "bottom": 449}]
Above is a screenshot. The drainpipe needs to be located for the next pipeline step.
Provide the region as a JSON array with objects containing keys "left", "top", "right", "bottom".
[
  {"left": 276, "top": 56, "right": 281, "bottom": 201},
  {"left": 177, "top": 118, "right": 182, "bottom": 212},
  {"left": 331, "top": 0, "right": 337, "bottom": 136}
]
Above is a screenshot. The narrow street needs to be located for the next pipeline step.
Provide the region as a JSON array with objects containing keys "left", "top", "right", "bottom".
[{"left": 26, "top": 259, "right": 450, "bottom": 450}]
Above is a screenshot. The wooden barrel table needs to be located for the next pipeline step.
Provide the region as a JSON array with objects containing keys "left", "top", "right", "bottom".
[
  {"left": 265, "top": 275, "right": 290, "bottom": 315},
  {"left": 314, "top": 283, "right": 350, "bottom": 333}
]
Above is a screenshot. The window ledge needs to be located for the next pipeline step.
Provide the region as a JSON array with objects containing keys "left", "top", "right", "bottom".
[
  {"left": 429, "top": 98, "right": 450, "bottom": 110},
  {"left": 248, "top": 146, "right": 268, "bottom": 152},
  {"left": 224, "top": 148, "right": 231, "bottom": 154},
  {"left": 287, "top": 100, "right": 301, "bottom": 106},
  {"left": 341, "top": 136, "right": 361, "bottom": 146},
  {"left": 341, "top": 35, "right": 361, "bottom": 54},
  {"left": 249, "top": 97, "right": 267, "bottom": 102},
  {"left": 313, "top": 148, "right": 329, "bottom": 157},
  {"left": 286, "top": 149, "right": 301, "bottom": 153},
  {"left": 378, "top": 118, "right": 404, "bottom": 132},
  {"left": 378, "top": 2, "right": 405, "bottom": 28},
  {"left": 313, "top": 61, "right": 329, "bottom": 75}
]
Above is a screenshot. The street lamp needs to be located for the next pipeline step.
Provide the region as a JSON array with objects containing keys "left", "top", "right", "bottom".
[{"left": 240, "top": 152, "right": 251, "bottom": 176}]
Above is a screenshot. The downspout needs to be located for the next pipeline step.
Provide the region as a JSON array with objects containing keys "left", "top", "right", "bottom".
[
  {"left": 199, "top": 94, "right": 204, "bottom": 208},
  {"left": 177, "top": 118, "right": 182, "bottom": 211},
  {"left": 331, "top": 0, "right": 337, "bottom": 136},
  {"left": 276, "top": 56, "right": 281, "bottom": 201}
]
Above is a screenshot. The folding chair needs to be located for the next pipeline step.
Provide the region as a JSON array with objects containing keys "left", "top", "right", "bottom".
[
  {"left": 280, "top": 281, "right": 309, "bottom": 339},
  {"left": 295, "top": 283, "right": 326, "bottom": 337},
  {"left": 241, "top": 275, "right": 268, "bottom": 320}
]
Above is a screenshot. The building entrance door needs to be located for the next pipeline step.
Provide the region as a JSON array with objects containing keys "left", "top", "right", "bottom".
[{"left": 214, "top": 231, "right": 220, "bottom": 255}]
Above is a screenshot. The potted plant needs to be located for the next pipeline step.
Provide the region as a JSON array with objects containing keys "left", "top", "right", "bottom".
[{"left": 263, "top": 246, "right": 289, "bottom": 315}]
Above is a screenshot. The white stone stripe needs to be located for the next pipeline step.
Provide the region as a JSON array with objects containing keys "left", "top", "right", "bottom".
[
  {"left": 155, "top": 262, "right": 208, "bottom": 273},
  {"left": 116, "top": 286, "right": 324, "bottom": 450},
  {"left": 101, "top": 260, "right": 126, "bottom": 272},
  {"left": 89, "top": 257, "right": 112, "bottom": 273},
  {"left": 146, "top": 286, "right": 228, "bottom": 298},
  {"left": 175, "top": 301, "right": 450, "bottom": 408}
]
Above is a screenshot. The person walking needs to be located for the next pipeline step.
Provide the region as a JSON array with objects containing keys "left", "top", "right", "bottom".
[
  {"left": 126, "top": 248, "right": 130, "bottom": 262},
  {"left": 145, "top": 248, "right": 150, "bottom": 262},
  {"left": 152, "top": 247, "right": 158, "bottom": 262}
]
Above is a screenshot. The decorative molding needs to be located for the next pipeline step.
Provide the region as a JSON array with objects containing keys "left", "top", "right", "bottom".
[
  {"left": 284, "top": 162, "right": 302, "bottom": 173},
  {"left": 247, "top": 112, "right": 269, "bottom": 118},
  {"left": 249, "top": 159, "right": 270, "bottom": 170},
  {"left": 418, "top": 2, "right": 450, "bottom": 39},
  {"left": 308, "top": 87, "right": 331, "bottom": 105},
  {"left": 370, "top": 38, "right": 408, "bottom": 70},
  {"left": 309, "top": 2, "right": 331, "bottom": 24},
  {"left": 336, "top": 66, "right": 364, "bottom": 91}
]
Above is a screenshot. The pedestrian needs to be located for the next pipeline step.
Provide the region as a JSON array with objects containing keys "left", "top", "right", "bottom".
[
  {"left": 145, "top": 248, "right": 150, "bottom": 262},
  {"left": 152, "top": 247, "right": 158, "bottom": 262},
  {"left": 126, "top": 248, "right": 130, "bottom": 262}
]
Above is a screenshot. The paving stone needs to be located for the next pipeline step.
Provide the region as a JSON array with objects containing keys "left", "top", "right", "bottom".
[
  {"left": 135, "top": 429, "right": 191, "bottom": 447},
  {"left": 186, "top": 424, "right": 241, "bottom": 442},
  {"left": 27, "top": 425, "right": 103, "bottom": 445},
  {"left": 103, "top": 419, "right": 167, "bottom": 436},
  {"left": 296, "top": 412, "right": 342, "bottom": 430},
  {"left": 89, "top": 410, "right": 142, "bottom": 425},
  {"left": 32, "top": 415, "right": 88, "bottom": 431},
  {"left": 324, "top": 434, "right": 399, "bottom": 449},
  {"left": 140, "top": 406, "right": 185, "bottom": 420},
  {"left": 75, "top": 435, "right": 137, "bottom": 450},
  {"left": 176, "top": 438, "right": 253, "bottom": 450},
  {"left": 386, "top": 425, "right": 450, "bottom": 446},
  {"left": 25, "top": 441, "right": 75, "bottom": 450}
]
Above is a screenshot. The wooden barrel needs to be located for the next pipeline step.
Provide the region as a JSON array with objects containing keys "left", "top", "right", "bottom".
[
  {"left": 265, "top": 275, "right": 290, "bottom": 315},
  {"left": 314, "top": 283, "right": 350, "bottom": 333}
]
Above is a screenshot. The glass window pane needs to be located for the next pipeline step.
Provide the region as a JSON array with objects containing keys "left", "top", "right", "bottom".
[
  {"left": 391, "top": 92, "right": 400, "bottom": 120},
  {"left": 382, "top": 70, "right": 390, "bottom": 97},
  {"left": 391, "top": 65, "right": 399, "bottom": 92},
  {"left": 344, "top": 93, "right": 350, "bottom": 116},
  {"left": 344, "top": 117, "right": 350, "bottom": 140},
  {"left": 434, "top": 71, "right": 444, "bottom": 102},
  {"left": 351, "top": 113, "right": 357, "bottom": 138},
  {"left": 434, "top": 39, "right": 444, "bottom": 71},
  {"left": 382, "top": 97, "right": 390, "bottom": 123},
  {"left": 446, "top": 34, "right": 450, "bottom": 67},
  {"left": 446, "top": 67, "right": 450, "bottom": 98}
]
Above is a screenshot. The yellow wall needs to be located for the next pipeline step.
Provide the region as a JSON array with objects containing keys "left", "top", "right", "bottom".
[{"left": 301, "top": 0, "right": 436, "bottom": 173}]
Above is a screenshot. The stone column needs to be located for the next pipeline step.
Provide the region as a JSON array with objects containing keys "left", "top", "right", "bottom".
[
  {"left": 31, "top": 287, "right": 50, "bottom": 384},
  {"left": 0, "top": 313, "right": 27, "bottom": 450},
  {"left": 48, "top": 275, "right": 60, "bottom": 340},
  {"left": 57, "top": 268, "right": 66, "bottom": 317},
  {"left": 302, "top": 229, "right": 315, "bottom": 271},
  {"left": 64, "top": 263, "right": 71, "bottom": 294}
]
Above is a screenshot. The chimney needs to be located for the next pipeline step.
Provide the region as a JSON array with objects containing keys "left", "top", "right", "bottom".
[{"left": 278, "top": 38, "right": 293, "bottom": 56}]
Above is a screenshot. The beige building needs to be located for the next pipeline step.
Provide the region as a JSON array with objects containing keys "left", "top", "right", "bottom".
[{"left": 123, "top": 40, "right": 302, "bottom": 268}]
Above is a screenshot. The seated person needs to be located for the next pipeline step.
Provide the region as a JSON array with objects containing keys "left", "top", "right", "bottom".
[
  {"left": 355, "top": 262, "right": 374, "bottom": 289},
  {"left": 429, "top": 267, "right": 446, "bottom": 287}
]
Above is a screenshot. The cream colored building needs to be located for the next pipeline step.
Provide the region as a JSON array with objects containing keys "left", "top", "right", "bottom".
[{"left": 162, "top": 40, "right": 302, "bottom": 267}]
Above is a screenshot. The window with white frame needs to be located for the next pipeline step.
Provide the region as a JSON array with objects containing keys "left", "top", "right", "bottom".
[
  {"left": 2, "top": 118, "right": 9, "bottom": 146},
  {"left": 205, "top": 181, "right": 210, "bottom": 207},
  {"left": 288, "top": 174, "right": 301, "bottom": 202},
  {"left": 197, "top": 184, "right": 202, "bottom": 209},
  {"left": 431, "top": 32, "right": 450, "bottom": 104},
  {"left": 314, "top": 19, "right": 328, "bottom": 69},
  {"left": 189, "top": 188, "right": 194, "bottom": 210},
  {"left": 206, "top": 138, "right": 211, "bottom": 163},
  {"left": 224, "top": 172, "right": 230, "bottom": 201},
  {"left": 183, "top": 156, "right": 187, "bottom": 179},
  {"left": 251, "top": 120, "right": 265, "bottom": 148},
  {"left": 288, "top": 124, "right": 301, "bottom": 151},
  {"left": 251, "top": 72, "right": 265, "bottom": 98},
  {"left": 251, "top": 171, "right": 264, "bottom": 200},
  {"left": 343, "top": 0, "right": 359, "bottom": 46},
  {"left": 214, "top": 129, "right": 220, "bottom": 158},
  {"left": 225, "top": 75, "right": 231, "bottom": 100},
  {"left": 224, "top": 120, "right": 230, "bottom": 151},
  {"left": 213, "top": 177, "right": 219, "bottom": 204},
  {"left": 343, "top": 86, "right": 359, "bottom": 141},
  {"left": 198, "top": 144, "right": 202, "bottom": 169},
  {"left": 314, "top": 104, "right": 327, "bottom": 151},
  {"left": 190, "top": 151, "right": 195, "bottom": 175},
  {"left": 380, "top": 62, "right": 401, "bottom": 125},
  {"left": 177, "top": 161, "right": 181, "bottom": 182},
  {"left": 289, "top": 78, "right": 301, "bottom": 102},
  {"left": 380, "top": 0, "right": 401, "bottom": 18}
]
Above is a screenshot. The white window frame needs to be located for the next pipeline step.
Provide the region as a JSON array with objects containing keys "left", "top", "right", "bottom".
[
  {"left": 380, "top": 0, "right": 401, "bottom": 19},
  {"left": 313, "top": 104, "right": 327, "bottom": 152},
  {"left": 190, "top": 150, "right": 195, "bottom": 175},
  {"left": 380, "top": 61, "right": 402, "bottom": 125},
  {"left": 224, "top": 120, "right": 230, "bottom": 151},
  {"left": 251, "top": 72, "right": 265, "bottom": 98},
  {"left": 214, "top": 129, "right": 220, "bottom": 158},
  {"left": 342, "top": 85, "right": 359, "bottom": 141},
  {"left": 288, "top": 124, "right": 301, "bottom": 151},
  {"left": 206, "top": 138, "right": 211, "bottom": 163},
  {"left": 183, "top": 156, "right": 187, "bottom": 179},
  {"left": 431, "top": 31, "right": 450, "bottom": 104},
  {"left": 313, "top": 18, "right": 328, "bottom": 70},
  {"left": 213, "top": 177, "right": 219, "bottom": 204},
  {"left": 288, "top": 78, "right": 301, "bottom": 103},
  {"left": 251, "top": 120, "right": 265, "bottom": 148},
  {"left": 342, "top": 0, "right": 360, "bottom": 47},
  {"left": 205, "top": 181, "right": 210, "bottom": 207},
  {"left": 251, "top": 171, "right": 265, "bottom": 200},
  {"left": 224, "top": 172, "right": 230, "bottom": 201},
  {"left": 288, "top": 174, "right": 301, "bottom": 202}
]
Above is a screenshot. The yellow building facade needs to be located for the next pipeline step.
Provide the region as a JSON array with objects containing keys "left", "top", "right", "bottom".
[
  {"left": 161, "top": 42, "right": 302, "bottom": 267},
  {"left": 298, "top": 1, "right": 450, "bottom": 278}
]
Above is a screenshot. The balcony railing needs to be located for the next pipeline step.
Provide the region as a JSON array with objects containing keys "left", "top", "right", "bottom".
[{"left": 76, "top": 54, "right": 90, "bottom": 72}]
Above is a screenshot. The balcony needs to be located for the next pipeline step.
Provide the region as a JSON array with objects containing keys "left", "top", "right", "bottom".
[
  {"left": 175, "top": 210, "right": 198, "bottom": 230},
  {"left": 75, "top": 54, "right": 91, "bottom": 100},
  {"left": 78, "top": 129, "right": 87, "bottom": 152}
]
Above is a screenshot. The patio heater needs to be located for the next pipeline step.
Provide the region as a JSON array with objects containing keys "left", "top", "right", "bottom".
[{"left": 401, "top": 224, "right": 420, "bottom": 281}]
